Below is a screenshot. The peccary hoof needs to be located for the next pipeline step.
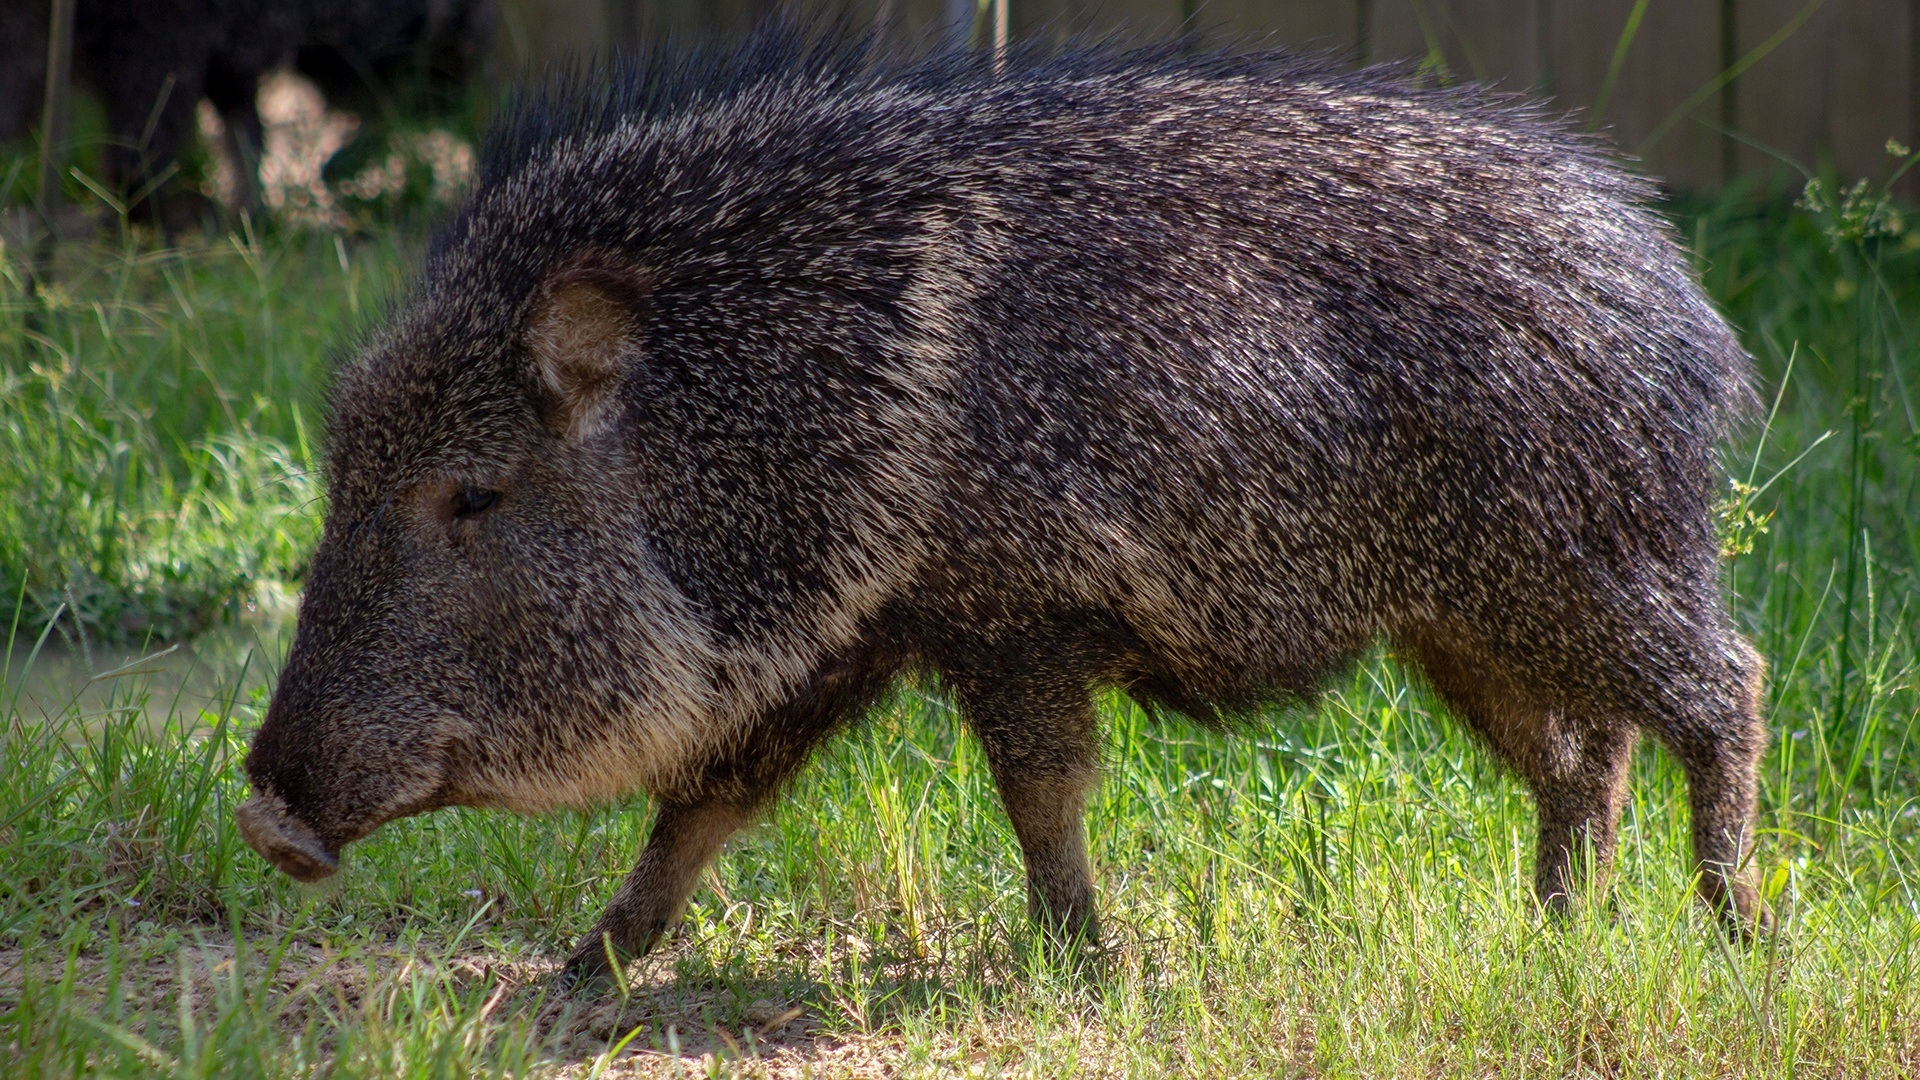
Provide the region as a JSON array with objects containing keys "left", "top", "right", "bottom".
[
  {"left": 1702, "top": 877, "right": 1776, "bottom": 942},
  {"left": 557, "top": 934, "right": 636, "bottom": 996},
  {"left": 1723, "top": 897, "right": 1777, "bottom": 942},
  {"left": 1018, "top": 921, "right": 1107, "bottom": 983},
  {"left": 553, "top": 958, "right": 610, "bottom": 998}
]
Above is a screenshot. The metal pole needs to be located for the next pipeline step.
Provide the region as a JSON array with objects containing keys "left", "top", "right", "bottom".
[
  {"left": 993, "top": 0, "right": 1007, "bottom": 72},
  {"left": 32, "top": 0, "right": 77, "bottom": 294}
]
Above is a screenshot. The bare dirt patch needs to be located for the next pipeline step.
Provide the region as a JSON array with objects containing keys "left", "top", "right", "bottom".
[{"left": 1, "top": 938, "right": 917, "bottom": 1078}]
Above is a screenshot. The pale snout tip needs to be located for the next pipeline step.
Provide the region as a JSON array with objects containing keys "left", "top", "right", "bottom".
[{"left": 235, "top": 796, "right": 340, "bottom": 882}]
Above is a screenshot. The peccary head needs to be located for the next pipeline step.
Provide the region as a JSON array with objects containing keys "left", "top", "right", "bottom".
[
  {"left": 237, "top": 93, "right": 948, "bottom": 876},
  {"left": 237, "top": 257, "right": 734, "bottom": 880}
]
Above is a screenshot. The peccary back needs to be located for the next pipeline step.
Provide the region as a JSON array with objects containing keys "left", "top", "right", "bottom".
[{"left": 237, "top": 36, "right": 1771, "bottom": 978}]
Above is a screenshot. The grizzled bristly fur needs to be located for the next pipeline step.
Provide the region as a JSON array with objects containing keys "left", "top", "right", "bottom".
[{"left": 237, "top": 25, "right": 1770, "bottom": 987}]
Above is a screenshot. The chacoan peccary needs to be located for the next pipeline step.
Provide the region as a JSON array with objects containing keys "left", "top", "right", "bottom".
[{"left": 236, "top": 32, "right": 1772, "bottom": 984}]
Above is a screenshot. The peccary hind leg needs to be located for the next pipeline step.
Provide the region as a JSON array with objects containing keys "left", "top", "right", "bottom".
[
  {"left": 1527, "top": 724, "right": 1637, "bottom": 913},
  {"left": 1644, "top": 635, "right": 1772, "bottom": 936},
  {"left": 1415, "top": 625, "right": 1771, "bottom": 934},
  {"left": 563, "top": 797, "right": 758, "bottom": 983},
  {"left": 1412, "top": 639, "right": 1636, "bottom": 915},
  {"left": 953, "top": 669, "right": 1101, "bottom": 951}
]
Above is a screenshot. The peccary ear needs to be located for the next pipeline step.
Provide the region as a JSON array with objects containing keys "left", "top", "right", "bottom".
[{"left": 523, "top": 259, "right": 649, "bottom": 441}]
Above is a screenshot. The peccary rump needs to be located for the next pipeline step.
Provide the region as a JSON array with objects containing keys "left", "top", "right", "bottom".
[{"left": 237, "top": 35, "right": 1770, "bottom": 980}]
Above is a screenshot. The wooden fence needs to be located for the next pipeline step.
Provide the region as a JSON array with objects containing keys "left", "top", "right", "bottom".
[{"left": 495, "top": 0, "right": 1918, "bottom": 194}]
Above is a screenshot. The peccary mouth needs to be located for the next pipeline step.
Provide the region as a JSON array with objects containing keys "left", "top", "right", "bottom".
[{"left": 235, "top": 796, "right": 340, "bottom": 882}]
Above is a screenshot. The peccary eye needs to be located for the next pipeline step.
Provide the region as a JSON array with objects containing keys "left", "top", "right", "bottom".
[{"left": 452, "top": 487, "right": 498, "bottom": 520}]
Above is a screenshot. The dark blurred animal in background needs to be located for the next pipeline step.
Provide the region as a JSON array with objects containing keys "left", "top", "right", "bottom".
[
  {"left": 0, "top": 0, "right": 494, "bottom": 225},
  {"left": 232, "top": 31, "right": 1774, "bottom": 986}
]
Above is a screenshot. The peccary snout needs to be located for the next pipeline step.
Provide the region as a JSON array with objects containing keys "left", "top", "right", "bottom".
[
  {"left": 234, "top": 796, "right": 339, "bottom": 882},
  {"left": 236, "top": 526, "right": 469, "bottom": 873}
]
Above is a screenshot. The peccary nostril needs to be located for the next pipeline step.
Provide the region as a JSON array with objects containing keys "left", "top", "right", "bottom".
[{"left": 235, "top": 797, "right": 340, "bottom": 882}]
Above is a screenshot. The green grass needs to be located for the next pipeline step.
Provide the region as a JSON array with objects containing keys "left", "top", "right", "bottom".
[
  {"left": 0, "top": 173, "right": 1915, "bottom": 1076},
  {"left": 0, "top": 223, "right": 417, "bottom": 643}
]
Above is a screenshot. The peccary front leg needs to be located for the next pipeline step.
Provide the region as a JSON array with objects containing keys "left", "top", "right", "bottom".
[
  {"left": 563, "top": 798, "right": 757, "bottom": 983},
  {"left": 952, "top": 671, "right": 1102, "bottom": 950},
  {"left": 998, "top": 767, "right": 1099, "bottom": 946}
]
